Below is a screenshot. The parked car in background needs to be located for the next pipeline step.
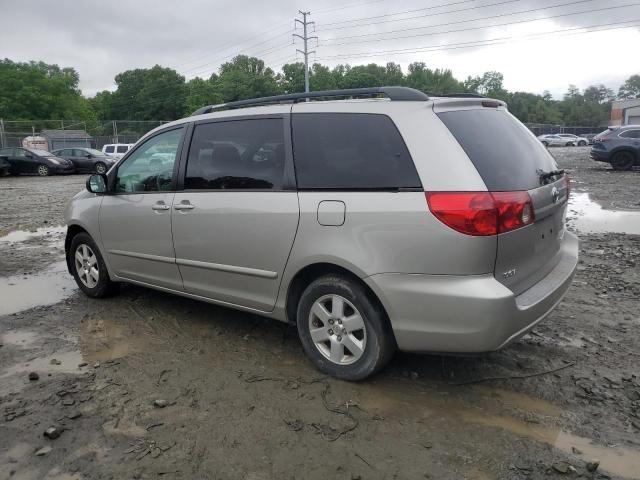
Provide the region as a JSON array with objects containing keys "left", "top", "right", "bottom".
[
  {"left": 102, "top": 144, "right": 134, "bottom": 158},
  {"left": 590, "top": 125, "right": 640, "bottom": 170},
  {"left": 582, "top": 133, "right": 597, "bottom": 144},
  {"left": 557, "top": 133, "right": 589, "bottom": 146},
  {"left": 65, "top": 86, "right": 577, "bottom": 380},
  {"left": 52, "top": 147, "right": 117, "bottom": 174},
  {"left": 0, "top": 155, "right": 10, "bottom": 176},
  {"left": 538, "top": 134, "right": 574, "bottom": 146},
  {"left": 0, "top": 147, "right": 75, "bottom": 176}
]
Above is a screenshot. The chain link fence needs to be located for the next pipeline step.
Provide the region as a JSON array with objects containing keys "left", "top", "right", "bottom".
[
  {"left": 1, "top": 118, "right": 608, "bottom": 150},
  {"left": 0, "top": 119, "right": 169, "bottom": 150},
  {"left": 524, "top": 123, "right": 606, "bottom": 136}
]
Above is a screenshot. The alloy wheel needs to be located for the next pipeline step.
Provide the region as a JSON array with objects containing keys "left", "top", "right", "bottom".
[
  {"left": 74, "top": 244, "right": 99, "bottom": 288},
  {"left": 308, "top": 294, "right": 367, "bottom": 365},
  {"left": 37, "top": 165, "right": 49, "bottom": 176},
  {"left": 95, "top": 163, "right": 106, "bottom": 174}
]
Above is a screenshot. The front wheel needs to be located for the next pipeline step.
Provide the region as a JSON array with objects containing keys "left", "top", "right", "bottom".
[
  {"left": 94, "top": 162, "right": 107, "bottom": 174},
  {"left": 69, "top": 232, "right": 118, "bottom": 298},
  {"left": 578, "top": 140, "right": 587, "bottom": 146},
  {"left": 296, "top": 274, "right": 396, "bottom": 381},
  {"left": 37, "top": 164, "right": 50, "bottom": 176},
  {"left": 611, "top": 151, "right": 635, "bottom": 171}
]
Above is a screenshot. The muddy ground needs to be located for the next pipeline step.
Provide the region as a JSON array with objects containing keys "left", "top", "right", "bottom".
[{"left": 1, "top": 147, "right": 639, "bottom": 480}]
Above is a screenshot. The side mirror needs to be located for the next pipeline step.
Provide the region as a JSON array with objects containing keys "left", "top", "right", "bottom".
[{"left": 86, "top": 174, "right": 107, "bottom": 194}]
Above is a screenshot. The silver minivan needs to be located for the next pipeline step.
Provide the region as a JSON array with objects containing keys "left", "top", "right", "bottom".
[{"left": 65, "top": 87, "right": 578, "bottom": 380}]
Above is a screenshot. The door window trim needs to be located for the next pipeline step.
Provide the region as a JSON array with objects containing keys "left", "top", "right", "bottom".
[
  {"left": 619, "top": 129, "right": 640, "bottom": 138},
  {"left": 108, "top": 124, "right": 188, "bottom": 195},
  {"left": 176, "top": 113, "right": 296, "bottom": 192}
]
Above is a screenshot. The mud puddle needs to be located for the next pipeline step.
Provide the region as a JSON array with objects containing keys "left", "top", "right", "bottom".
[
  {"left": 568, "top": 192, "right": 640, "bottom": 235},
  {"left": 355, "top": 380, "right": 640, "bottom": 478},
  {"left": 0, "top": 261, "right": 76, "bottom": 315},
  {"left": 0, "top": 225, "right": 66, "bottom": 243}
]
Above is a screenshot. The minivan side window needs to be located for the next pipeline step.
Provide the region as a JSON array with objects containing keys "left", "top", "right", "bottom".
[
  {"left": 115, "top": 128, "right": 183, "bottom": 193},
  {"left": 292, "top": 113, "right": 421, "bottom": 189},
  {"left": 185, "top": 118, "right": 285, "bottom": 190},
  {"left": 105, "top": 146, "right": 115, "bottom": 153}
]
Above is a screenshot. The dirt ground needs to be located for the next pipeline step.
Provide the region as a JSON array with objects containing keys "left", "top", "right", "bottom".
[{"left": 1, "top": 147, "right": 639, "bottom": 480}]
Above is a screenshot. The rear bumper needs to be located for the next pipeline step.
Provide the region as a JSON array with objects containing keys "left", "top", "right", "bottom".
[{"left": 365, "top": 231, "right": 579, "bottom": 353}]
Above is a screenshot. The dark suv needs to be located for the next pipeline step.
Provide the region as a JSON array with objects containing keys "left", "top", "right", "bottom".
[{"left": 591, "top": 125, "right": 640, "bottom": 170}]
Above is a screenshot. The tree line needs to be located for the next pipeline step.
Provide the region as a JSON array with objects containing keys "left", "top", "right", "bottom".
[{"left": 1, "top": 57, "right": 639, "bottom": 128}]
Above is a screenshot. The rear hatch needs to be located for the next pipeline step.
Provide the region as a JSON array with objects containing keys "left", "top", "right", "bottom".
[{"left": 435, "top": 101, "right": 569, "bottom": 295}]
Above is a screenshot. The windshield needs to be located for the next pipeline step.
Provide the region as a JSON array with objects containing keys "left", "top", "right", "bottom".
[{"left": 26, "top": 148, "right": 53, "bottom": 157}]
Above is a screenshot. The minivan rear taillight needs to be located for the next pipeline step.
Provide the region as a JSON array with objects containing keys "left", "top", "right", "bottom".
[{"left": 425, "top": 191, "right": 535, "bottom": 236}]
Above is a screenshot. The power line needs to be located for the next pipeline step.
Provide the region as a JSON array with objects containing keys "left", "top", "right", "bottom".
[
  {"left": 319, "top": 2, "right": 639, "bottom": 46},
  {"left": 314, "top": 20, "right": 640, "bottom": 61},
  {"left": 318, "top": 0, "right": 613, "bottom": 42},
  {"left": 316, "top": 0, "right": 535, "bottom": 31},
  {"left": 319, "top": 0, "right": 484, "bottom": 28}
]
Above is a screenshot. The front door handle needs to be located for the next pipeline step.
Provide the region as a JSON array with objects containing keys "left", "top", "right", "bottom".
[
  {"left": 151, "top": 202, "right": 170, "bottom": 211},
  {"left": 174, "top": 201, "right": 195, "bottom": 211}
]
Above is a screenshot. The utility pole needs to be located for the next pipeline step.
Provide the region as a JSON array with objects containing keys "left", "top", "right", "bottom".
[{"left": 293, "top": 11, "right": 317, "bottom": 93}]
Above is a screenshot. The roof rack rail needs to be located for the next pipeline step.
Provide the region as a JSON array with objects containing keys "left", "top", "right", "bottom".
[
  {"left": 191, "top": 86, "right": 429, "bottom": 115},
  {"left": 437, "top": 92, "right": 486, "bottom": 98}
]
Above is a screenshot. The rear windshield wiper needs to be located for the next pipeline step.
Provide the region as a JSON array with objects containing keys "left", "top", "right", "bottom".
[{"left": 537, "top": 168, "right": 565, "bottom": 184}]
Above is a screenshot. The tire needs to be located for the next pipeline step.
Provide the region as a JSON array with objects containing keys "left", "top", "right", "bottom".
[
  {"left": 578, "top": 140, "right": 587, "bottom": 146},
  {"left": 611, "top": 151, "right": 635, "bottom": 171},
  {"left": 296, "top": 274, "right": 396, "bottom": 381},
  {"left": 565, "top": 142, "right": 573, "bottom": 147},
  {"left": 37, "top": 164, "right": 50, "bottom": 176},
  {"left": 94, "top": 162, "right": 107, "bottom": 174},
  {"left": 69, "top": 232, "right": 118, "bottom": 298}
]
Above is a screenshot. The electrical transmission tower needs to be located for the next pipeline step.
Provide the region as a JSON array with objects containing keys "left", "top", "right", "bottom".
[{"left": 293, "top": 11, "right": 317, "bottom": 93}]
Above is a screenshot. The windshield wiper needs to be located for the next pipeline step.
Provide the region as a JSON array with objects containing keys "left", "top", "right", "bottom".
[{"left": 537, "top": 168, "right": 565, "bottom": 184}]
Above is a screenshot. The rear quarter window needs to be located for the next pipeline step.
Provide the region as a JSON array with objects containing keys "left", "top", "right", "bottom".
[
  {"left": 292, "top": 113, "right": 421, "bottom": 190},
  {"left": 437, "top": 109, "right": 558, "bottom": 191}
]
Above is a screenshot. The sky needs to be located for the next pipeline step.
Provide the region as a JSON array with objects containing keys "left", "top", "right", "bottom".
[{"left": 1, "top": 0, "right": 639, "bottom": 98}]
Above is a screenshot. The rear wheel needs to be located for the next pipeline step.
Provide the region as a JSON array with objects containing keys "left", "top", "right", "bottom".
[
  {"left": 578, "top": 140, "right": 587, "bottom": 146},
  {"left": 611, "top": 151, "right": 635, "bottom": 171},
  {"left": 69, "top": 232, "right": 118, "bottom": 298},
  {"left": 296, "top": 274, "right": 396, "bottom": 381},
  {"left": 565, "top": 142, "right": 573, "bottom": 147},
  {"left": 94, "top": 162, "right": 107, "bottom": 174},
  {"left": 37, "top": 164, "right": 50, "bottom": 176}
]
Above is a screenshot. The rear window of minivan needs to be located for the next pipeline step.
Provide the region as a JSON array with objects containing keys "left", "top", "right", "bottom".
[
  {"left": 292, "top": 113, "right": 421, "bottom": 190},
  {"left": 437, "top": 109, "right": 558, "bottom": 191}
]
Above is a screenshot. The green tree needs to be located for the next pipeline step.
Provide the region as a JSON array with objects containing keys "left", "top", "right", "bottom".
[
  {"left": 406, "top": 63, "right": 463, "bottom": 94},
  {"left": 184, "top": 77, "right": 222, "bottom": 115},
  {"left": 108, "top": 65, "right": 187, "bottom": 120},
  {"left": 618, "top": 74, "right": 640, "bottom": 99},
  {"left": 464, "top": 71, "right": 508, "bottom": 100},
  {"left": 279, "top": 62, "right": 305, "bottom": 94},
  {"left": 0, "top": 59, "right": 93, "bottom": 120},
  {"left": 218, "top": 55, "right": 279, "bottom": 101},
  {"left": 310, "top": 63, "right": 338, "bottom": 91}
]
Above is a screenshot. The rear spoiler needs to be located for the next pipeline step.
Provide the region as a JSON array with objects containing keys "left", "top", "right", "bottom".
[{"left": 432, "top": 97, "right": 507, "bottom": 113}]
